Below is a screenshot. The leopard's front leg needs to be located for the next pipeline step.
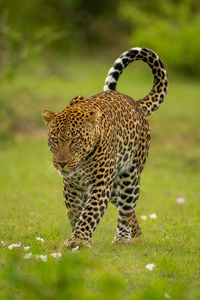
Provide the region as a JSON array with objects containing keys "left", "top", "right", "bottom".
[
  {"left": 64, "top": 166, "right": 115, "bottom": 249},
  {"left": 64, "top": 186, "right": 111, "bottom": 248},
  {"left": 63, "top": 178, "right": 87, "bottom": 231}
]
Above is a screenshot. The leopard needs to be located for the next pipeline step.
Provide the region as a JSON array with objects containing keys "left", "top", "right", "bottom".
[{"left": 42, "top": 47, "right": 168, "bottom": 249}]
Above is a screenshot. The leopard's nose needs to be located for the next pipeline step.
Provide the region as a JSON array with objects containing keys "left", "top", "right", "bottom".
[{"left": 57, "top": 162, "right": 67, "bottom": 169}]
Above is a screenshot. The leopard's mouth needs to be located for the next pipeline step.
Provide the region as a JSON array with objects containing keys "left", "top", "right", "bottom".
[
  {"left": 59, "top": 169, "right": 75, "bottom": 178},
  {"left": 53, "top": 159, "right": 79, "bottom": 178}
]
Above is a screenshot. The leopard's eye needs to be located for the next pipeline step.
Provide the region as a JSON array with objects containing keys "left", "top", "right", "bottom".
[
  {"left": 52, "top": 138, "right": 58, "bottom": 144},
  {"left": 71, "top": 137, "right": 80, "bottom": 144}
]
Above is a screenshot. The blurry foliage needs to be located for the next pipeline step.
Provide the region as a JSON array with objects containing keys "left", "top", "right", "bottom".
[
  {"left": 0, "top": 2, "right": 65, "bottom": 80},
  {"left": 0, "top": 0, "right": 126, "bottom": 79},
  {"left": 2, "top": 252, "right": 127, "bottom": 300},
  {"left": 119, "top": 0, "right": 200, "bottom": 76}
]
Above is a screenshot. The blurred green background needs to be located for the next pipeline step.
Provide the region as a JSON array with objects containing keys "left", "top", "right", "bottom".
[
  {"left": 0, "top": 0, "right": 200, "bottom": 140},
  {"left": 0, "top": 1, "right": 200, "bottom": 300}
]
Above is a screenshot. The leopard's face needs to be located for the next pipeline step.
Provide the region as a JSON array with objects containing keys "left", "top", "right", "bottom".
[{"left": 42, "top": 107, "right": 101, "bottom": 177}]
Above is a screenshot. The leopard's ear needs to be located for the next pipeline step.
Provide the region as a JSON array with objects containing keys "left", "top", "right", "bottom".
[
  {"left": 42, "top": 109, "right": 54, "bottom": 125},
  {"left": 86, "top": 109, "right": 101, "bottom": 125}
]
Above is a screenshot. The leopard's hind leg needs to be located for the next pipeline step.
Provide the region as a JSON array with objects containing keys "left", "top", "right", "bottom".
[{"left": 111, "top": 168, "right": 142, "bottom": 244}]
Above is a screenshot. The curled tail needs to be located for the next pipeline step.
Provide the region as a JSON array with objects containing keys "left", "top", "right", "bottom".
[{"left": 104, "top": 47, "right": 168, "bottom": 116}]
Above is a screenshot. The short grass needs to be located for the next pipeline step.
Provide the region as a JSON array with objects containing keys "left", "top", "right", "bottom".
[{"left": 0, "top": 57, "right": 200, "bottom": 300}]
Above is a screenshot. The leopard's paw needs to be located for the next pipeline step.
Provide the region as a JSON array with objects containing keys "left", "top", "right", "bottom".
[
  {"left": 64, "top": 235, "right": 93, "bottom": 249},
  {"left": 112, "top": 236, "right": 133, "bottom": 245}
]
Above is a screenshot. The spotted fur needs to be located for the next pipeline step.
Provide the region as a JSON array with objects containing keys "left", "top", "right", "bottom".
[{"left": 42, "top": 48, "right": 168, "bottom": 248}]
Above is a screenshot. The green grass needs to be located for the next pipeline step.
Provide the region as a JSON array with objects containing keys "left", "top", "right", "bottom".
[{"left": 0, "top": 57, "right": 200, "bottom": 300}]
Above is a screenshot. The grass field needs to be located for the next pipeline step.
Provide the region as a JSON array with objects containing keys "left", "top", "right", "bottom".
[{"left": 0, "top": 57, "right": 200, "bottom": 299}]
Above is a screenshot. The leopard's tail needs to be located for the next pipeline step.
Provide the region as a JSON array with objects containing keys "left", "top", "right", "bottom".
[{"left": 104, "top": 47, "right": 168, "bottom": 117}]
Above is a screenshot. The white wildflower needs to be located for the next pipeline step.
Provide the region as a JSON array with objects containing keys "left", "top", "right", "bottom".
[
  {"left": 35, "top": 254, "right": 47, "bottom": 262},
  {"left": 176, "top": 197, "right": 185, "bottom": 204},
  {"left": 8, "top": 243, "right": 21, "bottom": 250},
  {"left": 1, "top": 241, "right": 6, "bottom": 246},
  {"left": 51, "top": 252, "right": 62, "bottom": 258},
  {"left": 36, "top": 237, "right": 45, "bottom": 242},
  {"left": 140, "top": 215, "right": 147, "bottom": 220},
  {"left": 24, "top": 246, "right": 30, "bottom": 251},
  {"left": 72, "top": 246, "right": 79, "bottom": 252},
  {"left": 145, "top": 263, "right": 156, "bottom": 271},
  {"left": 164, "top": 292, "right": 172, "bottom": 299},
  {"left": 149, "top": 213, "right": 157, "bottom": 219},
  {"left": 24, "top": 252, "right": 33, "bottom": 259}
]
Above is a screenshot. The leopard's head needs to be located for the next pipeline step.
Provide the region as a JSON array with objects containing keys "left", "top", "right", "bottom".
[{"left": 42, "top": 106, "right": 101, "bottom": 177}]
